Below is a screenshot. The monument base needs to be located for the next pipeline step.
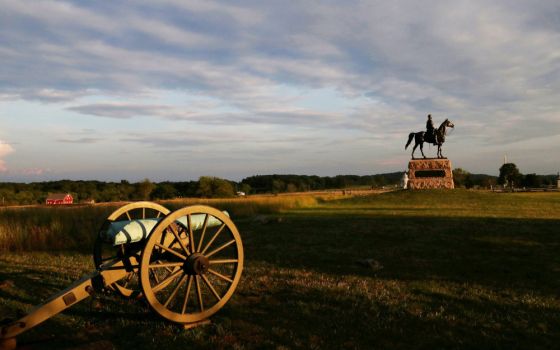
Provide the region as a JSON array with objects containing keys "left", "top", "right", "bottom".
[{"left": 407, "top": 158, "right": 454, "bottom": 190}]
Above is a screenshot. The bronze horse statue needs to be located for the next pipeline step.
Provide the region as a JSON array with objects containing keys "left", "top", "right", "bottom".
[{"left": 405, "top": 119, "right": 454, "bottom": 159}]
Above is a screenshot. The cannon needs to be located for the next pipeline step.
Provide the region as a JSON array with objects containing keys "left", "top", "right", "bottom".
[{"left": 0, "top": 202, "right": 244, "bottom": 350}]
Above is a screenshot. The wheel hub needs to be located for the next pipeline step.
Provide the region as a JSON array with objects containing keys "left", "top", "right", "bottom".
[{"left": 184, "top": 253, "right": 209, "bottom": 275}]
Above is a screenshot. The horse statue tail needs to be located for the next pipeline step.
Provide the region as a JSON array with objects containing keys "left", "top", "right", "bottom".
[{"left": 405, "top": 133, "right": 414, "bottom": 149}]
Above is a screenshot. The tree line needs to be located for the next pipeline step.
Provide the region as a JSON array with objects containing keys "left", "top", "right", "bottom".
[
  {"left": 240, "top": 173, "right": 403, "bottom": 193},
  {"left": 0, "top": 173, "right": 403, "bottom": 205},
  {"left": 1, "top": 168, "right": 556, "bottom": 205},
  {"left": 453, "top": 164, "right": 558, "bottom": 189}
]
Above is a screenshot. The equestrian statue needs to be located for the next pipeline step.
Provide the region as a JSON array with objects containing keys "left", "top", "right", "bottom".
[{"left": 405, "top": 114, "right": 454, "bottom": 159}]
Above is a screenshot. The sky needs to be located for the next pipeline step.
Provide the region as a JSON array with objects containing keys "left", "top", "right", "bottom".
[{"left": 1, "top": 0, "right": 559, "bottom": 182}]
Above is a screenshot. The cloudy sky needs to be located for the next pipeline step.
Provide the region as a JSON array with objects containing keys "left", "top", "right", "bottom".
[{"left": 1, "top": 0, "right": 559, "bottom": 182}]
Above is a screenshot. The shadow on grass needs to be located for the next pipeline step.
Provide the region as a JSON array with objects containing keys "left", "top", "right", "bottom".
[
  {"left": 226, "top": 273, "right": 560, "bottom": 349},
  {"left": 238, "top": 214, "right": 560, "bottom": 295}
]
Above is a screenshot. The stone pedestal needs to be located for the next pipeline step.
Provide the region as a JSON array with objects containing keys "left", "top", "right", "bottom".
[{"left": 407, "top": 158, "right": 454, "bottom": 189}]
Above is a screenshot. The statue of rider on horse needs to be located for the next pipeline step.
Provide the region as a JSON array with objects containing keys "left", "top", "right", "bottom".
[{"left": 405, "top": 114, "right": 454, "bottom": 159}]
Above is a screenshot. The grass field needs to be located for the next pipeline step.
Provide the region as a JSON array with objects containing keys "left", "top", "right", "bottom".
[{"left": 1, "top": 190, "right": 559, "bottom": 349}]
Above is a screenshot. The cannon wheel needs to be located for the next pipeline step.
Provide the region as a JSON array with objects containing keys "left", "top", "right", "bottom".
[
  {"left": 140, "top": 205, "right": 243, "bottom": 324},
  {"left": 93, "top": 201, "right": 170, "bottom": 298}
]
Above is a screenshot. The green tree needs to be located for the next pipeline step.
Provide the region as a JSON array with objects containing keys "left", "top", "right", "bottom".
[
  {"left": 286, "top": 183, "right": 298, "bottom": 193},
  {"left": 197, "top": 176, "right": 234, "bottom": 198},
  {"left": 136, "top": 179, "right": 155, "bottom": 200},
  {"left": 197, "top": 177, "right": 214, "bottom": 197},
  {"left": 152, "top": 183, "right": 177, "bottom": 199},
  {"left": 453, "top": 168, "right": 473, "bottom": 189},
  {"left": 238, "top": 183, "right": 251, "bottom": 195},
  {"left": 498, "top": 163, "right": 522, "bottom": 189},
  {"left": 213, "top": 178, "right": 235, "bottom": 197},
  {"left": 522, "top": 173, "right": 541, "bottom": 188},
  {"left": 271, "top": 179, "right": 285, "bottom": 194},
  {"left": 481, "top": 176, "right": 497, "bottom": 189},
  {"left": 15, "top": 191, "right": 34, "bottom": 205}
]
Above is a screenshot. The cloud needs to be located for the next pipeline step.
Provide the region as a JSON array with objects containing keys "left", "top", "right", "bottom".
[
  {"left": 4, "top": 2, "right": 557, "bottom": 113},
  {"left": 68, "top": 101, "right": 345, "bottom": 128},
  {"left": 2, "top": 1, "right": 560, "bottom": 177},
  {"left": 20, "top": 168, "right": 49, "bottom": 176},
  {"left": 0, "top": 141, "right": 14, "bottom": 172},
  {"left": 120, "top": 130, "right": 320, "bottom": 149},
  {"left": 56, "top": 137, "right": 103, "bottom": 144}
]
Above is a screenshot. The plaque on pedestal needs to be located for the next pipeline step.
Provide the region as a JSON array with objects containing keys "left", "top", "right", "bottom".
[{"left": 407, "top": 158, "right": 454, "bottom": 189}]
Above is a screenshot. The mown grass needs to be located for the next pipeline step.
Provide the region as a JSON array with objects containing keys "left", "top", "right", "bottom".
[{"left": 1, "top": 190, "right": 559, "bottom": 349}]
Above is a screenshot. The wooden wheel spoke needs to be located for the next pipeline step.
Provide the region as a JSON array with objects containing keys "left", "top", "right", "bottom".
[
  {"left": 149, "top": 262, "right": 184, "bottom": 269},
  {"left": 195, "top": 275, "right": 204, "bottom": 311},
  {"left": 206, "top": 239, "right": 236, "bottom": 258},
  {"left": 164, "top": 275, "right": 187, "bottom": 307},
  {"left": 207, "top": 268, "right": 233, "bottom": 283},
  {"left": 104, "top": 264, "right": 139, "bottom": 271},
  {"left": 201, "top": 274, "right": 222, "bottom": 301},
  {"left": 197, "top": 214, "right": 210, "bottom": 252},
  {"left": 155, "top": 243, "right": 187, "bottom": 260},
  {"left": 201, "top": 223, "right": 226, "bottom": 255},
  {"left": 150, "top": 269, "right": 160, "bottom": 284},
  {"left": 187, "top": 214, "right": 196, "bottom": 253},
  {"left": 152, "top": 269, "right": 183, "bottom": 293},
  {"left": 126, "top": 211, "right": 132, "bottom": 220},
  {"left": 142, "top": 208, "right": 146, "bottom": 219},
  {"left": 181, "top": 275, "right": 194, "bottom": 314},
  {"left": 209, "top": 259, "right": 238, "bottom": 265},
  {"left": 122, "top": 272, "right": 135, "bottom": 288},
  {"left": 168, "top": 224, "right": 190, "bottom": 255},
  {"left": 163, "top": 266, "right": 181, "bottom": 280},
  {"left": 159, "top": 227, "right": 168, "bottom": 246}
]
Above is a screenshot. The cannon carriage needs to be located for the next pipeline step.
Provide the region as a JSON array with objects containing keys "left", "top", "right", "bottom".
[{"left": 0, "top": 202, "right": 244, "bottom": 350}]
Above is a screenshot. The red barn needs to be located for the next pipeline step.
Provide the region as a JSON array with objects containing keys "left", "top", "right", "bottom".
[{"left": 46, "top": 193, "right": 73, "bottom": 205}]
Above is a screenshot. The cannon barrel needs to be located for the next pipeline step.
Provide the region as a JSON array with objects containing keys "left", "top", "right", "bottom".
[{"left": 105, "top": 212, "right": 228, "bottom": 245}]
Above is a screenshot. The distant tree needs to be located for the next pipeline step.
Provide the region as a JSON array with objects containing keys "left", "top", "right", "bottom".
[
  {"left": 100, "top": 184, "right": 121, "bottom": 202},
  {"left": 197, "top": 177, "right": 214, "bottom": 197},
  {"left": 0, "top": 188, "right": 15, "bottom": 206},
  {"left": 271, "top": 179, "right": 285, "bottom": 194},
  {"left": 480, "top": 176, "right": 497, "bottom": 189},
  {"left": 197, "top": 176, "right": 235, "bottom": 198},
  {"left": 136, "top": 179, "right": 155, "bottom": 200},
  {"left": 522, "top": 173, "right": 541, "bottom": 188},
  {"left": 174, "top": 181, "right": 198, "bottom": 197},
  {"left": 152, "top": 182, "right": 177, "bottom": 199},
  {"left": 119, "top": 181, "right": 135, "bottom": 200},
  {"left": 498, "top": 163, "right": 522, "bottom": 189},
  {"left": 238, "top": 183, "right": 251, "bottom": 195},
  {"left": 453, "top": 168, "right": 473, "bottom": 188},
  {"left": 15, "top": 191, "right": 34, "bottom": 205},
  {"left": 286, "top": 183, "right": 298, "bottom": 193},
  {"left": 213, "top": 178, "right": 235, "bottom": 197}
]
